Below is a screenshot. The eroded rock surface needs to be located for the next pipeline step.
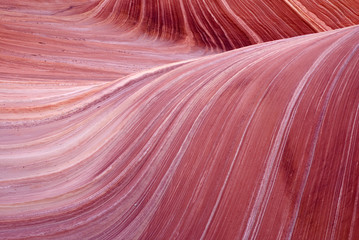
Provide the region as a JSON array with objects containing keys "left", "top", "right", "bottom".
[{"left": 0, "top": 1, "right": 358, "bottom": 239}]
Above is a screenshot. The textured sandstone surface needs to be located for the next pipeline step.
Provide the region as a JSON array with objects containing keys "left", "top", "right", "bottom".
[{"left": 0, "top": 1, "right": 358, "bottom": 239}]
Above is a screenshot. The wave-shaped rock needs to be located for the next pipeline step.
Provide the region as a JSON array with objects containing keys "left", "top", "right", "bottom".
[
  {"left": 0, "top": 1, "right": 359, "bottom": 239},
  {"left": 87, "top": 0, "right": 359, "bottom": 50},
  {"left": 0, "top": 1, "right": 209, "bottom": 82},
  {"left": 1, "top": 24, "right": 358, "bottom": 239}
]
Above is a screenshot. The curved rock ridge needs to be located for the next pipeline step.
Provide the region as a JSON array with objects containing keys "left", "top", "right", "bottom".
[
  {"left": 0, "top": 1, "right": 210, "bottom": 82},
  {"left": 1, "top": 0, "right": 357, "bottom": 85},
  {"left": 86, "top": 0, "right": 359, "bottom": 50},
  {"left": 0, "top": 25, "right": 358, "bottom": 239}
]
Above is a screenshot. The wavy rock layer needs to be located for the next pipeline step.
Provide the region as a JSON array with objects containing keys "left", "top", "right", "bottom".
[
  {"left": 88, "top": 0, "right": 359, "bottom": 50},
  {"left": 0, "top": 1, "right": 359, "bottom": 240},
  {"left": 0, "top": 1, "right": 208, "bottom": 82}
]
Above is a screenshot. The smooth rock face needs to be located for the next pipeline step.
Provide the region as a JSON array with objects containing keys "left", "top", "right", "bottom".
[{"left": 0, "top": 1, "right": 358, "bottom": 239}]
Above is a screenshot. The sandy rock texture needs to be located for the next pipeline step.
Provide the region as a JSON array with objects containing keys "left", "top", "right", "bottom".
[{"left": 0, "top": 1, "right": 358, "bottom": 239}]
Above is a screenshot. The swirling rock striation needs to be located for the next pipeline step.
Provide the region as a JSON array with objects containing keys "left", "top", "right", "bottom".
[
  {"left": 87, "top": 0, "right": 359, "bottom": 50},
  {"left": 0, "top": 0, "right": 209, "bottom": 82},
  {"left": 0, "top": 1, "right": 359, "bottom": 240}
]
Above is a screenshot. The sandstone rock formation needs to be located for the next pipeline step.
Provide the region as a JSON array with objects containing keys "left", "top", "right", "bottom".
[{"left": 0, "top": 1, "right": 358, "bottom": 239}]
